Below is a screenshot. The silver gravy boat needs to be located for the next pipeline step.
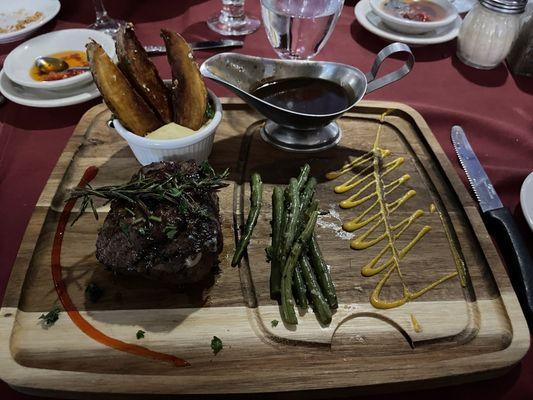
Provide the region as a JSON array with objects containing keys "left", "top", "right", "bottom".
[{"left": 200, "top": 42, "right": 414, "bottom": 152}]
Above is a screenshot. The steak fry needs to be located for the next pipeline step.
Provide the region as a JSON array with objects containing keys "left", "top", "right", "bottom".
[
  {"left": 161, "top": 29, "right": 208, "bottom": 131},
  {"left": 86, "top": 41, "right": 162, "bottom": 136},
  {"left": 116, "top": 23, "right": 172, "bottom": 124}
]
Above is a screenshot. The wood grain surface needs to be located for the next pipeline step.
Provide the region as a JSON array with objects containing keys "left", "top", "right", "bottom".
[{"left": 0, "top": 100, "right": 529, "bottom": 397}]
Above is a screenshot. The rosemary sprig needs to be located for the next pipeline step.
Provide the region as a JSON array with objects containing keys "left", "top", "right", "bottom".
[{"left": 68, "top": 161, "right": 229, "bottom": 225}]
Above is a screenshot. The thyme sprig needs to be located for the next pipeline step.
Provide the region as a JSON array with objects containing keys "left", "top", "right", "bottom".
[{"left": 68, "top": 161, "right": 229, "bottom": 225}]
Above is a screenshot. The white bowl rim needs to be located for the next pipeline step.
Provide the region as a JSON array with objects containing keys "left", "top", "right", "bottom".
[
  {"left": 369, "top": 0, "right": 458, "bottom": 29},
  {"left": 113, "top": 90, "right": 222, "bottom": 149},
  {"left": 3, "top": 28, "right": 114, "bottom": 90},
  {"left": 0, "top": 0, "right": 61, "bottom": 42}
]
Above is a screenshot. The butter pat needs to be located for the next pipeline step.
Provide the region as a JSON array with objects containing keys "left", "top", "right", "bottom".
[{"left": 146, "top": 123, "right": 196, "bottom": 140}]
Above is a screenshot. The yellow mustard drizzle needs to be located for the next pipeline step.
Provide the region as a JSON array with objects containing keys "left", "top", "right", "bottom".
[
  {"left": 327, "top": 111, "right": 459, "bottom": 309},
  {"left": 410, "top": 314, "right": 422, "bottom": 333}
]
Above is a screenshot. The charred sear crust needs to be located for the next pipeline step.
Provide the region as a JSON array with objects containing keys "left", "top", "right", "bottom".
[
  {"left": 116, "top": 23, "right": 172, "bottom": 124},
  {"left": 86, "top": 41, "right": 162, "bottom": 136},
  {"left": 161, "top": 29, "right": 208, "bottom": 130}
]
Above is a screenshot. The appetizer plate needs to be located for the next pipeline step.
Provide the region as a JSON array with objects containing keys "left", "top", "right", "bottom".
[
  {"left": 0, "top": 100, "right": 528, "bottom": 398},
  {"left": 0, "top": 69, "right": 100, "bottom": 108},
  {"left": 4, "top": 29, "right": 115, "bottom": 91},
  {"left": 355, "top": 0, "right": 461, "bottom": 46},
  {"left": 0, "top": 0, "right": 61, "bottom": 44},
  {"left": 520, "top": 172, "right": 533, "bottom": 232}
]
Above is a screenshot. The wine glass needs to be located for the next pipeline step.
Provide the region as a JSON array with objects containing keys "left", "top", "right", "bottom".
[
  {"left": 208, "top": 0, "right": 261, "bottom": 36},
  {"left": 261, "top": 0, "right": 345, "bottom": 60},
  {"left": 89, "top": 0, "right": 125, "bottom": 38}
]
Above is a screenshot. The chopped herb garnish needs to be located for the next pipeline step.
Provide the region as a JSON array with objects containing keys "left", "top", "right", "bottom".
[
  {"left": 136, "top": 330, "right": 145, "bottom": 339},
  {"left": 85, "top": 283, "right": 104, "bottom": 303},
  {"left": 271, "top": 319, "right": 279, "bottom": 327},
  {"left": 132, "top": 217, "right": 144, "bottom": 225},
  {"left": 39, "top": 306, "right": 61, "bottom": 327},
  {"left": 204, "top": 101, "right": 215, "bottom": 121},
  {"left": 164, "top": 224, "right": 178, "bottom": 239},
  {"left": 210, "top": 335, "right": 223, "bottom": 355},
  {"left": 148, "top": 215, "right": 162, "bottom": 223},
  {"left": 138, "top": 227, "right": 147, "bottom": 236},
  {"left": 125, "top": 207, "right": 136, "bottom": 216}
]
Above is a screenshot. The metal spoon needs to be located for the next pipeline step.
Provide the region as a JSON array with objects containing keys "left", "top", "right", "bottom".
[{"left": 34, "top": 57, "right": 90, "bottom": 74}]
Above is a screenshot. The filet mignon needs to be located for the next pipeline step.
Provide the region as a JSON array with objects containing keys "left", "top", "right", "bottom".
[{"left": 95, "top": 160, "right": 224, "bottom": 284}]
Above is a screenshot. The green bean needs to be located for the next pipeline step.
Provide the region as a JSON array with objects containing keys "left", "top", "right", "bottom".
[
  {"left": 281, "top": 178, "right": 301, "bottom": 261},
  {"left": 231, "top": 173, "right": 263, "bottom": 267},
  {"left": 281, "top": 210, "right": 318, "bottom": 325},
  {"left": 299, "top": 177, "right": 317, "bottom": 216},
  {"left": 293, "top": 265, "right": 308, "bottom": 308},
  {"left": 296, "top": 164, "right": 310, "bottom": 192},
  {"left": 299, "top": 254, "right": 332, "bottom": 325},
  {"left": 269, "top": 187, "right": 284, "bottom": 299},
  {"left": 308, "top": 235, "right": 338, "bottom": 309}
]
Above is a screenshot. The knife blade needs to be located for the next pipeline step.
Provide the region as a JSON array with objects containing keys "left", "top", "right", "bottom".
[
  {"left": 452, "top": 125, "right": 533, "bottom": 320},
  {"left": 144, "top": 39, "right": 243, "bottom": 55}
]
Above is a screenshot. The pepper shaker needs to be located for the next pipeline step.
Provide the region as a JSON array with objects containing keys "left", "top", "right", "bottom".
[
  {"left": 457, "top": 0, "right": 528, "bottom": 69},
  {"left": 507, "top": 4, "right": 533, "bottom": 76}
]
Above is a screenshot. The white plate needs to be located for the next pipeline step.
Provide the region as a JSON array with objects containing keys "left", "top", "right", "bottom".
[
  {"left": 0, "top": 69, "right": 100, "bottom": 108},
  {"left": 0, "top": 0, "right": 60, "bottom": 44},
  {"left": 355, "top": 0, "right": 461, "bottom": 46},
  {"left": 4, "top": 29, "right": 115, "bottom": 91},
  {"left": 520, "top": 172, "right": 533, "bottom": 232}
]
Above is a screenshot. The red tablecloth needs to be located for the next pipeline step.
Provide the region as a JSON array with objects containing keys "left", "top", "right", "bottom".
[{"left": 1, "top": 1, "right": 532, "bottom": 399}]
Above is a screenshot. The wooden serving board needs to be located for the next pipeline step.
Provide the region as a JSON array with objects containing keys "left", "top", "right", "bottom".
[{"left": 0, "top": 99, "right": 529, "bottom": 398}]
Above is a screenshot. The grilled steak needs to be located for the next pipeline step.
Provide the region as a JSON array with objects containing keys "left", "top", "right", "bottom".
[{"left": 95, "top": 160, "right": 224, "bottom": 284}]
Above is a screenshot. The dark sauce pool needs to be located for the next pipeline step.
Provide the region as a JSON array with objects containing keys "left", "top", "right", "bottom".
[{"left": 250, "top": 77, "right": 354, "bottom": 115}]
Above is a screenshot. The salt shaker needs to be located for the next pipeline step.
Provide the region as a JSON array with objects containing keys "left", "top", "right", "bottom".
[
  {"left": 457, "top": 0, "right": 528, "bottom": 69},
  {"left": 507, "top": 4, "right": 533, "bottom": 76}
]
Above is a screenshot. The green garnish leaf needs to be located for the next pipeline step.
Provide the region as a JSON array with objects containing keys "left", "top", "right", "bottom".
[
  {"left": 204, "top": 101, "right": 215, "bottom": 121},
  {"left": 136, "top": 330, "right": 145, "bottom": 339},
  {"left": 164, "top": 224, "right": 178, "bottom": 239},
  {"left": 210, "top": 335, "right": 223, "bottom": 355},
  {"left": 39, "top": 306, "right": 61, "bottom": 327},
  {"left": 271, "top": 319, "right": 279, "bottom": 327},
  {"left": 148, "top": 215, "right": 162, "bottom": 223},
  {"left": 85, "top": 283, "right": 104, "bottom": 303}
]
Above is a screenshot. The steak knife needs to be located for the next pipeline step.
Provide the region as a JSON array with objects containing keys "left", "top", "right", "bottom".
[
  {"left": 144, "top": 39, "right": 243, "bottom": 55},
  {"left": 452, "top": 125, "right": 533, "bottom": 320}
]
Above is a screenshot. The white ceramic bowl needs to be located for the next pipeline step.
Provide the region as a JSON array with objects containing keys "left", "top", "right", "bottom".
[
  {"left": 369, "top": 0, "right": 457, "bottom": 34},
  {"left": 3, "top": 28, "right": 115, "bottom": 91},
  {"left": 113, "top": 90, "right": 222, "bottom": 166},
  {"left": 0, "top": 0, "right": 61, "bottom": 44}
]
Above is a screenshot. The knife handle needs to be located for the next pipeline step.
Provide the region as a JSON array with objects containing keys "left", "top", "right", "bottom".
[{"left": 484, "top": 207, "right": 533, "bottom": 320}]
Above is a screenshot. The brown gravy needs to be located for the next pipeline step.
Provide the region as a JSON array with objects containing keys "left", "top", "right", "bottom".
[{"left": 250, "top": 77, "right": 354, "bottom": 115}]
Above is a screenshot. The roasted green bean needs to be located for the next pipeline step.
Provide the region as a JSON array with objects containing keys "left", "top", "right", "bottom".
[
  {"left": 269, "top": 186, "right": 284, "bottom": 299},
  {"left": 308, "top": 235, "right": 338, "bottom": 309},
  {"left": 299, "top": 254, "right": 332, "bottom": 325},
  {"left": 231, "top": 173, "right": 263, "bottom": 267},
  {"left": 293, "top": 265, "right": 308, "bottom": 308},
  {"left": 296, "top": 164, "right": 310, "bottom": 192},
  {"left": 280, "top": 210, "right": 318, "bottom": 325}
]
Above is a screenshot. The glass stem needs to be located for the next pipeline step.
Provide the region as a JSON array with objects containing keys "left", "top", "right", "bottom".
[
  {"left": 221, "top": 0, "right": 246, "bottom": 24},
  {"left": 93, "top": 0, "right": 109, "bottom": 22}
]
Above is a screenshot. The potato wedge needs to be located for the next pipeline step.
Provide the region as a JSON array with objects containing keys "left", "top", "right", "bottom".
[
  {"left": 86, "top": 41, "right": 162, "bottom": 136},
  {"left": 161, "top": 29, "right": 208, "bottom": 131},
  {"left": 116, "top": 23, "right": 172, "bottom": 124}
]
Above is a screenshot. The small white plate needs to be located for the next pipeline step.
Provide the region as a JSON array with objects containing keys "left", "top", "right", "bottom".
[
  {"left": 4, "top": 29, "right": 115, "bottom": 91},
  {"left": 355, "top": 0, "right": 461, "bottom": 46},
  {"left": 0, "top": 0, "right": 60, "bottom": 44},
  {"left": 520, "top": 172, "right": 533, "bottom": 232},
  {"left": 0, "top": 69, "right": 100, "bottom": 108}
]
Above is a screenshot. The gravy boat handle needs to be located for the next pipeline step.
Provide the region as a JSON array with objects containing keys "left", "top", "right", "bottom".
[{"left": 364, "top": 42, "right": 414, "bottom": 94}]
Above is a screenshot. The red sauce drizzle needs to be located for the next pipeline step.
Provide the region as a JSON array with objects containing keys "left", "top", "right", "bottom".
[{"left": 51, "top": 166, "right": 190, "bottom": 367}]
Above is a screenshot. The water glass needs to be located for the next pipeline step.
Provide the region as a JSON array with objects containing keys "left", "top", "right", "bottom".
[{"left": 261, "top": 0, "right": 345, "bottom": 60}]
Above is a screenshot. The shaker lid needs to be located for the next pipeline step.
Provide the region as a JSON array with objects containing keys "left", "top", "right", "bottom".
[{"left": 479, "top": 0, "right": 528, "bottom": 14}]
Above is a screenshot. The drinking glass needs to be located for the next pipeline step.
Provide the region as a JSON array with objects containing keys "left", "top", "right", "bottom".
[
  {"left": 261, "top": 0, "right": 345, "bottom": 60},
  {"left": 89, "top": 0, "right": 125, "bottom": 38},
  {"left": 208, "top": 0, "right": 261, "bottom": 36}
]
